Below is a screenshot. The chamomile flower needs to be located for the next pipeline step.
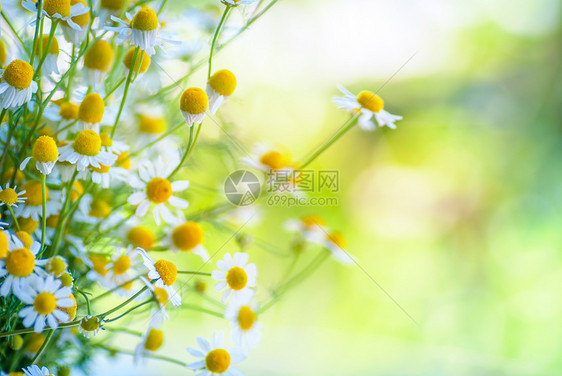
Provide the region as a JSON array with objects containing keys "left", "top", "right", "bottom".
[
  {"left": 58, "top": 129, "right": 118, "bottom": 171},
  {"left": 15, "top": 181, "right": 62, "bottom": 221},
  {"left": 99, "top": 133, "right": 129, "bottom": 155},
  {"left": 180, "top": 87, "right": 208, "bottom": 127},
  {"left": 85, "top": 253, "right": 110, "bottom": 285},
  {"left": 33, "top": 35, "right": 60, "bottom": 75},
  {"left": 89, "top": 162, "right": 127, "bottom": 188},
  {"left": 105, "top": 245, "right": 144, "bottom": 285},
  {"left": 165, "top": 218, "right": 210, "bottom": 261},
  {"left": 0, "top": 183, "right": 26, "bottom": 207},
  {"left": 0, "top": 235, "right": 47, "bottom": 297},
  {"left": 307, "top": 230, "right": 352, "bottom": 265},
  {"left": 126, "top": 224, "right": 156, "bottom": 251},
  {"left": 45, "top": 256, "right": 68, "bottom": 277},
  {"left": 134, "top": 323, "right": 164, "bottom": 363},
  {"left": 44, "top": 100, "right": 80, "bottom": 139},
  {"left": 83, "top": 40, "right": 114, "bottom": 89},
  {"left": 138, "top": 114, "right": 166, "bottom": 135},
  {"left": 0, "top": 59, "right": 38, "bottom": 109},
  {"left": 60, "top": 0, "right": 91, "bottom": 45},
  {"left": 334, "top": 84, "right": 402, "bottom": 130},
  {"left": 127, "top": 157, "right": 189, "bottom": 225},
  {"left": 123, "top": 47, "right": 151, "bottom": 75},
  {"left": 186, "top": 331, "right": 246, "bottom": 376},
  {"left": 284, "top": 214, "right": 327, "bottom": 242},
  {"left": 18, "top": 274, "right": 74, "bottom": 333},
  {"left": 224, "top": 301, "right": 261, "bottom": 351},
  {"left": 22, "top": 365, "right": 54, "bottom": 376},
  {"left": 0, "top": 231, "right": 9, "bottom": 258},
  {"left": 20, "top": 135, "right": 59, "bottom": 175},
  {"left": 79, "top": 315, "right": 102, "bottom": 338},
  {"left": 141, "top": 276, "right": 170, "bottom": 322},
  {"left": 107, "top": 8, "right": 164, "bottom": 56},
  {"left": 139, "top": 250, "right": 181, "bottom": 306},
  {"left": 22, "top": 0, "right": 90, "bottom": 32},
  {"left": 212, "top": 252, "right": 257, "bottom": 304},
  {"left": 98, "top": 0, "right": 128, "bottom": 25},
  {"left": 220, "top": 0, "right": 258, "bottom": 6},
  {"left": 78, "top": 93, "right": 105, "bottom": 132},
  {"left": 207, "top": 69, "right": 236, "bottom": 115},
  {"left": 241, "top": 144, "right": 292, "bottom": 171}
]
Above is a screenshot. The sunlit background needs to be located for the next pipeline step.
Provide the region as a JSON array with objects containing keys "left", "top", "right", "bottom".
[{"left": 93, "top": 0, "right": 562, "bottom": 374}]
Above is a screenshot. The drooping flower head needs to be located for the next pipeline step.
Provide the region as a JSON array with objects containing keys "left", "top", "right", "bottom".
[
  {"left": 180, "top": 88, "right": 208, "bottom": 127},
  {"left": 20, "top": 135, "right": 59, "bottom": 175},
  {"left": 0, "top": 59, "right": 38, "bottom": 109},
  {"left": 207, "top": 69, "right": 237, "bottom": 115}
]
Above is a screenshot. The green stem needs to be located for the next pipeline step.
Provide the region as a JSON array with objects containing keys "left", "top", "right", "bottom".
[
  {"left": 40, "top": 174, "right": 47, "bottom": 247},
  {"left": 82, "top": 277, "right": 141, "bottom": 306},
  {"left": 0, "top": 320, "right": 80, "bottom": 338},
  {"left": 98, "top": 345, "right": 187, "bottom": 367},
  {"left": 167, "top": 125, "right": 196, "bottom": 179},
  {"left": 181, "top": 304, "right": 223, "bottom": 318},
  {"left": 120, "top": 121, "right": 184, "bottom": 164},
  {"left": 49, "top": 171, "right": 78, "bottom": 256},
  {"left": 0, "top": 115, "right": 14, "bottom": 168},
  {"left": 31, "top": 329, "right": 53, "bottom": 364},
  {"left": 177, "top": 271, "right": 211, "bottom": 276},
  {"left": 99, "top": 286, "right": 148, "bottom": 319},
  {"left": 1, "top": 11, "right": 31, "bottom": 57},
  {"left": 104, "top": 300, "right": 153, "bottom": 323},
  {"left": 104, "top": 77, "right": 126, "bottom": 100},
  {"left": 30, "top": 0, "right": 44, "bottom": 66},
  {"left": 35, "top": 20, "right": 59, "bottom": 75},
  {"left": 7, "top": 206, "right": 20, "bottom": 232},
  {"left": 111, "top": 47, "right": 139, "bottom": 138},
  {"left": 75, "top": 289, "right": 92, "bottom": 315},
  {"left": 208, "top": 7, "right": 231, "bottom": 79}
]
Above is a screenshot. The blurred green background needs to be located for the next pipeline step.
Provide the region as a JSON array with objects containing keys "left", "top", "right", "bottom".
[{"left": 97, "top": 0, "right": 562, "bottom": 374}]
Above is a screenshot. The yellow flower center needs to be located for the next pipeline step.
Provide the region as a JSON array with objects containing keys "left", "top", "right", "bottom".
[
  {"left": 21, "top": 181, "right": 47, "bottom": 206},
  {"left": 153, "top": 287, "right": 168, "bottom": 306},
  {"left": 139, "top": 115, "right": 166, "bottom": 134},
  {"left": 59, "top": 294, "right": 76, "bottom": 320},
  {"left": 58, "top": 102, "right": 79, "bottom": 120},
  {"left": 146, "top": 177, "right": 172, "bottom": 204},
  {"left": 84, "top": 40, "right": 114, "bottom": 72},
  {"left": 205, "top": 349, "right": 231, "bottom": 374},
  {"left": 33, "top": 292, "right": 57, "bottom": 315},
  {"left": 0, "top": 232, "right": 8, "bottom": 259},
  {"left": 32, "top": 135, "right": 59, "bottom": 163},
  {"left": 0, "top": 188, "right": 18, "bottom": 205},
  {"left": 237, "top": 305, "right": 256, "bottom": 330},
  {"left": 78, "top": 93, "right": 105, "bottom": 124},
  {"left": 80, "top": 316, "right": 100, "bottom": 331},
  {"left": 15, "top": 231, "right": 33, "bottom": 249},
  {"left": 0, "top": 40, "right": 6, "bottom": 66},
  {"left": 43, "top": 0, "right": 71, "bottom": 18},
  {"left": 144, "top": 328, "right": 164, "bottom": 351},
  {"left": 99, "top": 133, "right": 113, "bottom": 147},
  {"left": 19, "top": 217, "right": 39, "bottom": 234},
  {"left": 47, "top": 256, "right": 66, "bottom": 276},
  {"left": 171, "top": 222, "right": 203, "bottom": 251},
  {"left": 209, "top": 69, "right": 237, "bottom": 96},
  {"left": 131, "top": 8, "right": 159, "bottom": 31},
  {"left": 46, "top": 215, "right": 59, "bottom": 229},
  {"left": 112, "top": 255, "right": 131, "bottom": 275},
  {"left": 123, "top": 48, "right": 151, "bottom": 73},
  {"left": 226, "top": 266, "right": 247, "bottom": 291},
  {"left": 127, "top": 226, "right": 155, "bottom": 250},
  {"left": 154, "top": 259, "right": 177, "bottom": 286},
  {"left": 89, "top": 254, "right": 109, "bottom": 276},
  {"left": 65, "top": 0, "right": 90, "bottom": 27},
  {"left": 301, "top": 214, "right": 326, "bottom": 228},
  {"left": 180, "top": 88, "right": 208, "bottom": 114},
  {"left": 59, "top": 272, "right": 74, "bottom": 287},
  {"left": 91, "top": 164, "right": 110, "bottom": 173},
  {"left": 5, "top": 248, "right": 35, "bottom": 277},
  {"left": 71, "top": 181, "right": 83, "bottom": 202},
  {"left": 35, "top": 35, "right": 59, "bottom": 56},
  {"left": 327, "top": 231, "right": 346, "bottom": 249},
  {"left": 356, "top": 90, "right": 384, "bottom": 113},
  {"left": 27, "top": 333, "right": 45, "bottom": 353},
  {"left": 73, "top": 130, "right": 101, "bottom": 156},
  {"left": 3, "top": 59, "right": 34, "bottom": 90},
  {"left": 101, "top": 0, "right": 126, "bottom": 10},
  {"left": 259, "top": 151, "right": 288, "bottom": 170},
  {"left": 116, "top": 151, "right": 130, "bottom": 169}
]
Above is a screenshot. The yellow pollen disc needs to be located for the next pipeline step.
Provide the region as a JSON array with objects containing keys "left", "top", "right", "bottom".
[
  {"left": 33, "top": 292, "right": 57, "bottom": 315},
  {"left": 78, "top": 93, "right": 105, "bottom": 124},
  {"left": 357, "top": 91, "right": 384, "bottom": 113},
  {"left": 301, "top": 214, "right": 326, "bottom": 228},
  {"left": 260, "top": 151, "right": 288, "bottom": 170},
  {"left": 327, "top": 231, "right": 346, "bottom": 248},
  {"left": 153, "top": 287, "right": 168, "bottom": 306},
  {"left": 205, "top": 349, "right": 231, "bottom": 374},
  {"left": 123, "top": 48, "right": 151, "bottom": 73},
  {"left": 80, "top": 316, "right": 100, "bottom": 331},
  {"left": 59, "top": 294, "right": 76, "bottom": 320},
  {"left": 43, "top": 0, "right": 71, "bottom": 18},
  {"left": 99, "top": 133, "right": 113, "bottom": 147},
  {"left": 15, "top": 231, "right": 33, "bottom": 249},
  {"left": 32, "top": 135, "right": 59, "bottom": 163},
  {"left": 91, "top": 164, "right": 110, "bottom": 173},
  {"left": 65, "top": 0, "right": 90, "bottom": 27},
  {"left": 84, "top": 40, "right": 114, "bottom": 72},
  {"left": 0, "top": 40, "right": 7, "bottom": 66},
  {"left": 73, "top": 130, "right": 102, "bottom": 156},
  {"left": 116, "top": 151, "right": 130, "bottom": 169},
  {"left": 127, "top": 226, "right": 155, "bottom": 250},
  {"left": 58, "top": 102, "right": 79, "bottom": 120},
  {"left": 35, "top": 35, "right": 59, "bottom": 56},
  {"left": 47, "top": 256, "right": 67, "bottom": 276},
  {"left": 144, "top": 328, "right": 164, "bottom": 351},
  {"left": 146, "top": 177, "right": 172, "bottom": 204},
  {"left": 101, "top": 0, "right": 127, "bottom": 10},
  {"left": 139, "top": 115, "right": 166, "bottom": 134},
  {"left": 0, "top": 232, "right": 8, "bottom": 259},
  {"left": 154, "top": 259, "right": 177, "bottom": 286},
  {"left": 226, "top": 266, "right": 248, "bottom": 291},
  {"left": 18, "top": 217, "right": 39, "bottom": 234},
  {"left": 71, "top": 181, "right": 84, "bottom": 202},
  {"left": 46, "top": 215, "right": 59, "bottom": 229},
  {"left": 3, "top": 59, "right": 34, "bottom": 90},
  {"left": 132, "top": 8, "right": 159, "bottom": 31},
  {"left": 171, "top": 222, "right": 203, "bottom": 251},
  {"left": 5, "top": 248, "right": 35, "bottom": 277},
  {"left": 112, "top": 255, "right": 131, "bottom": 275},
  {"left": 59, "top": 272, "right": 74, "bottom": 287},
  {"left": 209, "top": 69, "right": 237, "bottom": 96},
  {"left": 27, "top": 333, "right": 45, "bottom": 353},
  {"left": 89, "top": 254, "right": 109, "bottom": 276},
  {"left": 237, "top": 306, "right": 256, "bottom": 330},
  {"left": 22, "top": 181, "right": 47, "bottom": 206},
  {"left": 0, "top": 188, "right": 18, "bottom": 205},
  {"left": 180, "top": 88, "right": 208, "bottom": 114}
]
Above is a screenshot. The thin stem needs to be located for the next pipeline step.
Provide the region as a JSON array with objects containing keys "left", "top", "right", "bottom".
[
  {"left": 75, "top": 289, "right": 92, "bottom": 315},
  {"left": 99, "top": 286, "right": 148, "bottom": 319},
  {"left": 83, "top": 276, "right": 141, "bottom": 306},
  {"left": 35, "top": 20, "right": 59, "bottom": 75},
  {"left": 181, "top": 304, "right": 223, "bottom": 318},
  {"left": 30, "top": 0, "right": 44, "bottom": 66},
  {"left": 31, "top": 329, "right": 54, "bottom": 364},
  {"left": 0, "top": 115, "right": 14, "bottom": 168},
  {"left": 7, "top": 206, "right": 20, "bottom": 232},
  {"left": 104, "top": 77, "right": 126, "bottom": 100},
  {"left": 104, "top": 300, "right": 153, "bottom": 323},
  {"left": 121, "top": 121, "right": 184, "bottom": 163},
  {"left": 208, "top": 7, "right": 231, "bottom": 79},
  {"left": 40, "top": 174, "right": 47, "bottom": 247},
  {"left": 98, "top": 345, "right": 187, "bottom": 367},
  {"left": 177, "top": 271, "right": 212, "bottom": 276},
  {"left": 0, "top": 320, "right": 81, "bottom": 338},
  {"left": 111, "top": 47, "right": 139, "bottom": 138},
  {"left": 167, "top": 125, "right": 194, "bottom": 178},
  {"left": 1, "top": 11, "right": 31, "bottom": 57},
  {"left": 49, "top": 171, "right": 78, "bottom": 256}
]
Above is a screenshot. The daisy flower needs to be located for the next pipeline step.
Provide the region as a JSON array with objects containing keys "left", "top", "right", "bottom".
[
  {"left": 0, "top": 59, "right": 38, "bottom": 109},
  {"left": 180, "top": 87, "right": 208, "bottom": 127},
  {"left": 105, "top": 245, "right": 144, "bottom": 285},
  {"left": 165, "top": 216, "right": 210, "bottom": 261},
  {"left": 106, "top": 8, "right": 165, "bottom": 56},
  {"left": 58, "top": 129, "right": 118, "bottom": 171},
  {"left": 284, "top": 214, "right": 327, "bottom": 242},
  {"left": 85, "top": 253, "right": 111, "bottom": 286},
  {"left": 186, "top": 331, "right": 247, "bottom": 376},
  {"left": 241, "top": 144, "right": 292, "bottom": 171},
  {"left": 79, "top": 315, "right": 102, "bottom": 338},
  {"left": 224, "top": 301, "right": 261, "bottom": 351},
  {"left": 99, "top": 133, "right": 129, "bottom": 155},
  {"left": 18, "top": 274, "right": 74, "bottom": 333},
  {"left": 307, "top": 230, "right": 352, "bottom": 265},
  {"left": 134, "top": 322, "right": 164, "bottom": 363},
  {"left": 22, "top": 0, "right": 90, "bottom": 32},
  {"left": 212, "top": 252, "right": 257, "bottom": 304},
  {"left": 20, "top": 135, "right": 59, "bottom": 175},
  {"left": 83, "top": 40, "right": 114, "bottom": 89},
  {"left": 33, "top": 35, "right": 60, "bottom": 75},
  {"left": 139, "top": 250, "right": 181, "bottom": 306},
  {"left": 125, "top": 223, "right": 156, "bottom": 251},
  {"left": 15, "top": 181, "right": 62, "bottom": 221},
  {"left": 207, "top": 69, "right": 236, "bottom": 115},
  {"left": 141, "top": 276, "right": 171, "bottom": 322},
  {"left": 138, "top": 113, "right": 166, "bottom": 136},
  {"left": 0, "top": 183, "right": 26, "bottom": 208},
  {"left": 43, "top": 100, "right": 80, "bottom": 139},
  {"left": 22, "top": 365, "right": 54, "bottom": 376},
  {"left": 60, "top": 0, "right": 91, "bottom": 45},
  {"left": 123, "top": 47, "right": 151, "bottom": 76},
  {"left": 334, "top": 84, "right": 402, "bottom": 130},
  {"left": 0, "top": 235, "right": 47, "bottom": 298},
  {"left": 45, "top": 256, "right": 68, "bottom": 277},
  {"left": 78, "top": 93, "right": 105, "bottom": 132},
  {"left": 98, "top": 0, "right": 127, "bottom": 25},
  {"left": 127, "top": 157, "right": 189, "bottom": 225}
]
